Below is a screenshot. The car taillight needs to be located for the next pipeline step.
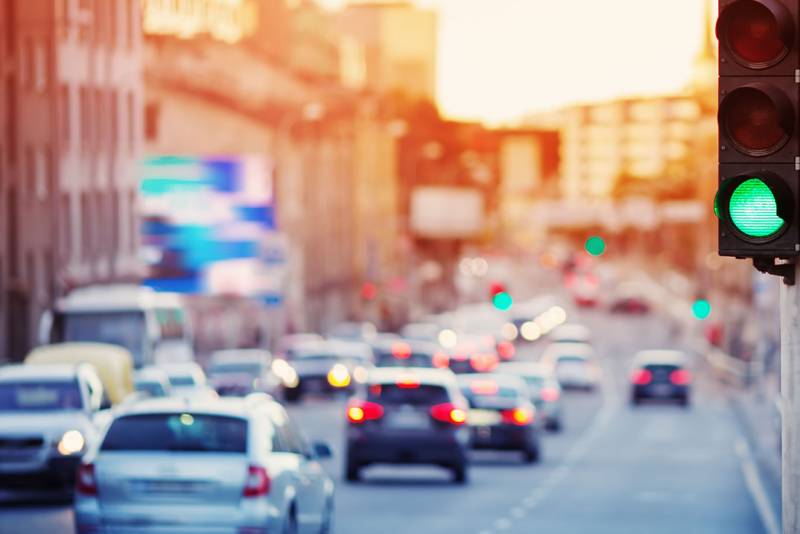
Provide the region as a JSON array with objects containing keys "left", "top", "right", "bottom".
[
  {"left": 501, "top": 407, "right": 534, "bottom": 426},
  {"left": 391, "top": 342, "right": 412, "bottom": 359},
  {"left": 76, "top": 463, "right": 97, "bottom": 496},
  {"left": 396, "top": 376, "right": 420, "bottom": 389},
  {"left": 430, "top": 402, "right": 466, "bottom": 425},
  {"left": 471, "top": 353, "right": 498, "bottom": 372},
  {"left": 497, "top": 341, "right": 515, "bottom": 360},
  {"left": 243, "top": 465, "right": 270, "bottom": 497},
  {"left": 670, "top": 369, "right": 691, "bottom": 385},
  {"left": 347, "top": 400, "right": 384, "bottom": 423},
  {"left": 540, "top": 387, "right": 560, "bottom": 402},
  {"left": 432, "top": 352, "right": 449, "bottom": 369},
  {"left": 631, "top": 369, "right": 652, "bottom": 385}
]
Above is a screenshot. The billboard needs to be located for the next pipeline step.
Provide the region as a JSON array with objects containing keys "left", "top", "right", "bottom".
[
  {"left": 409, "top": 186, "right": 485, "bottom": 238},
  {"left": 140, "top": 155, "right": 285, "bottom": 301}
]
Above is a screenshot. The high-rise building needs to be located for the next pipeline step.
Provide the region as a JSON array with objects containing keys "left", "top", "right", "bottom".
[
  {"left": 338, "top": 1, "right": 437, "bottom": 101},
  {"left": 0, "top": 0, "right": 143, "bottom": 363}
]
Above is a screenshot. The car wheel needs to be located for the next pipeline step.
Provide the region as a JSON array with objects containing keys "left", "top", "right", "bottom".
[
  {"left": 452, "top": 464, "right": 468, "bottom": 484},
  {"left": 345, "top": 459, "right": 361, "bottom": 482},
  {"left": 319, "top": 499, "right": 333, "bottom": 534},
  {"left": 545, "top": 419, "right": 561, "bottom": 432},
  {"left": 285, "top": 387, "right": 302, "bottom": 403},
  {"left": 283, "top": 507, "right": 299, "bottom": 534},
  {"left": 523, "top": 442, "right": 541, "bottom": 464}
]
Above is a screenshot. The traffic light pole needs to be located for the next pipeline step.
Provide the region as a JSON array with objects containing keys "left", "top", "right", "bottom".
[{"left": 781, "top": 262, "right": 800, "bottom": 532}]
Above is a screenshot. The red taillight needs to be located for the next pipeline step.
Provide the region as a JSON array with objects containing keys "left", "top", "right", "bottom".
[
  {"left": 432, "top": 352, "right": 449, "bottom": 369},
  {"left": 430, "top": 402, "right": 466, "bottom": 425},
  {"left": 670, "top": 369, "right": 692, "bottom": 385},
  {"left": 76, "top": 463, "right": 97, "bottom": 495},
  {"left": 470, "top": 353, "right": 498, "bottom": 372},
  {"left": 501, "top": 407, "right": 534, "bottom": 426},
  {"left": 391, "top": 342, "right": 411, "bottom": 359},
  {"left": 719, "top": 0, "right": 791, "bottom": 67},
  {"left": 470, "top": 380, "right": 499, "bottom": 395},
  {"left": 540, "top": 387, "right": 560, "bottom": 402},
  {"left": 347, "top": 400, "right": 384, "bottom": 423},
  {"left": 243, "top": 465, "right": 270, "bottom": 497},
  {"left": 497, "top": 341, "right": 515, "bottom": 360},
  {"left": 631, "top": 369, "right": 652, "bottom": 386},
  {"left": 396, "top": 375, "right": 420, "bottom": 389}
]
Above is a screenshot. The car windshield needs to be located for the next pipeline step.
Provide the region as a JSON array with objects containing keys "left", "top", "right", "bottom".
[
  {"left": 374, "top": 352, "right": 433, "bottom": 368},
  {"left": 169, "top": 375, "right": 197, "bottom": 386},
  {"left": 135, "top": 381, "right": 167, "bottom": 397},
  {"left": 557, "top": 356, "right": 588, "bottom": 364},
  {"left": 0, "top": 381, "right": 83, "bottom": 411},
  {"left": 62, "top": 311, "right": 146, "bottom": 363},
  {"left": 102, "top": 413, "right": 247, "bottom": 453},
  {"left": 368, "top": 383, "right": 450, "bottom": 406},
  {"left": 210, "top": 362, "right": 262, "bottom": 375}
]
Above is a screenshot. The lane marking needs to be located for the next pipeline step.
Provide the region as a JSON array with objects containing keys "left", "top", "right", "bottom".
[
  {"left": 735, "top": 438, "right": 780, "bottom": 534},
  {"left": 493, "top": 518, "right": 512, "bottom": 530}
]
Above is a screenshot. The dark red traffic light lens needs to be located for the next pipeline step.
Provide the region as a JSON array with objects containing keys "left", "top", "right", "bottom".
[
  {"left": 722, "top": 87, "right": 790, "bottom": 155},
  {"left": 720, "top": 0, "right": 792, "bottom": 68}
]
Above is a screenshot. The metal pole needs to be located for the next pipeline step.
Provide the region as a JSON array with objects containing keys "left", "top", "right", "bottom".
[{"left": 781, "top": 264, "right": 800, "bottom": 532}]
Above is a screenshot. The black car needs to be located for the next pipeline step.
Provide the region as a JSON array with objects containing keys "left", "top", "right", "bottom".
[
  {"left": 345, "top": 368, "right": 470, "bottom": 483},
  {"left": 283, "top": 340, "right": 373, "bottom": 402},
  {"left": 630, "top": 350, "right": 691, "bottom": 406},
  {"left": 458, "top": 373, "right": 542, "bottom": 463}
]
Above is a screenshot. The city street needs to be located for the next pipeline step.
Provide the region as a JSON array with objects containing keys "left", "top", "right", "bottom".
[{"left": 0, "top": 308, "right": 771, "bottom": 534}]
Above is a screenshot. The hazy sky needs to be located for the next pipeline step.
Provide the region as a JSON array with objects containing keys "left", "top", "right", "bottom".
[{"left": 318, "top": 0, "right": 714, "bottom": 123}]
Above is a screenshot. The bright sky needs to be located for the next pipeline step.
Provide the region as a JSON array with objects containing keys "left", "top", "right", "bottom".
[{"left": 319, "top": 0, "right": 714, "bottom": 123}]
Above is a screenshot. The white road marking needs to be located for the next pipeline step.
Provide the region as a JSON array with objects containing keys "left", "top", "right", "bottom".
[
  {"left": 493, "top": 518, "right": 512, "bottom": 530},
  {"left": 510, "top": 507, "right": 526, "bottom": 519},
  {"left": 735, "top": 438, "right": 780, "bottom": 534}
]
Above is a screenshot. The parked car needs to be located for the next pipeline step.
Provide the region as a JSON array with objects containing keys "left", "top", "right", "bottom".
[
  {"left": 284, "top": 340, "right": 373, "bottom": 402},
  {"left": 630, "top": 350, "right": 691, "bottom": 406},
  {"left": 207, "top": 349, "right": 281, "bottom": 398},
  {"left": 345, "top": 368, "right": 470, "bottom": 483},
  {"left": 458, "top": 373, "right": 542, "bottom": 463},
  {"left": 497, "top": 362, "right": 563, "bottom": 431},
  {"left": 74, "top": 395, "right": 335, "bottom": 533},
  {"left": 0, "top": 363, "right": 105, "bottom": 492}
]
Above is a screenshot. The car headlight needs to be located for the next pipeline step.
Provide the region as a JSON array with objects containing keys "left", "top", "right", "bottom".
[
  {"left": 57, "top": 430, "right": 85, "bottom": 456},
  {"left": 327, "top": 364, "right": 351, "bottom": 388},
  {"left": 353, "top": 366, "right": 368, "bottom": 384}
]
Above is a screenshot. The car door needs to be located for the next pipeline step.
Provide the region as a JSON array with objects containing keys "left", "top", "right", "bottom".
[{"left": 277, "top": 410, "right": 328, "bottom": 531}]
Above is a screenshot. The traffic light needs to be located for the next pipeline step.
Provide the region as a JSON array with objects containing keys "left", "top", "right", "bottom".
[{"left": 715, "top": 0, "right": 800, "bottom": 280}]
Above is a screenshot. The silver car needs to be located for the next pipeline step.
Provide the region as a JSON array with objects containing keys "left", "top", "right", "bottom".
[{"left": 74, "top": 395, "right": 335, "bottom": 533}]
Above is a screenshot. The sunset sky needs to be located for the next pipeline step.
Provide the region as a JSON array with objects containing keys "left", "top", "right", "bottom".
[{"left": 319, "top": 0, "right": 715, "bottom": 123}]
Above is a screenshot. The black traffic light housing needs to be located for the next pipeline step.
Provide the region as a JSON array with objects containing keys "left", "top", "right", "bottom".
[{"left": 716, "top": 0, "right": 800, "bottom": 282}]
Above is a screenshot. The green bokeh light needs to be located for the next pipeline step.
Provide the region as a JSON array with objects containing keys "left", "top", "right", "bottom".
[
  {"left": 492, "top": 291, "right": 513, "bottom": 311},
  {"left": 585, "top": 236, "right": 606, "bottom": 256},
  {"left": 692, "top": 299, "right": 712, "bottom": 320},
  {"left": 729, "top": 178, "right": 784, "bottom": 238}
]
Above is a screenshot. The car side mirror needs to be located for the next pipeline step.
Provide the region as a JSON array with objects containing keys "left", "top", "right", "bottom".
[{"left": 312, "top": 441, "right": 333, "bottom": 459}]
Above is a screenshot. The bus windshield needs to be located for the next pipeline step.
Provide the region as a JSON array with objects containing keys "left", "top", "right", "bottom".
[{"left": 61, "top": 311, "right": 147, "bottom": 364}]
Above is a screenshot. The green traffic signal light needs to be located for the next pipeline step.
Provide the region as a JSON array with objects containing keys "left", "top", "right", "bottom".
[
  {"left": 492, "top": 291, "right": 513, "bottom": 311},
  {"left": 728, "top": 178, "right": 785, "bottom": 238},
  {"left": 584, "top": 236, "right": 606, "bottom": 257},
  {"left": 691, "top": 299, "right": 711, "bottom": 320}
]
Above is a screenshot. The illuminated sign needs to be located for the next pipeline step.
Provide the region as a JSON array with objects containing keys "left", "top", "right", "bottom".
[{"left": 142, "top": 0, "right": 258, "bottom": 44}]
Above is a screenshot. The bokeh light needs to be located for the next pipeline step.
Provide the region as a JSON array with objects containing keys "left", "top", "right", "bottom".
[{"left": 585, "top": 236, "right": 606, "bottom": 256}]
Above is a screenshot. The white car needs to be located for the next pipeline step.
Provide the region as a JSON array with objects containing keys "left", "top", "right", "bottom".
[
  {"left": 0, "top": 364, "right": 105, "bottom": 492},
  {"left": 540, "top": 342, "right": 600, "bottom": 390},
  {"left": 74, "top": 395, "right": 335, "bottom": 533}
]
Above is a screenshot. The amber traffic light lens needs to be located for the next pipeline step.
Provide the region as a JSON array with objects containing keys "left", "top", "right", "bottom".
[{"left": 722, "top": 87, "right": 789, "bottom": 154}]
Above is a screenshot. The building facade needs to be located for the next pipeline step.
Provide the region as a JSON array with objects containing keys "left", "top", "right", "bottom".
[{"left": 0, "top": 0, "right": 143, "bottom": 363}]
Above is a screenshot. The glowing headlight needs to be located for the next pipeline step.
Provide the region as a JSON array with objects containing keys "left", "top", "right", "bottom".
[
  {"left": 327, "top": 364, "right": 351, "bottom": 388},
  {"left": 283, "top": 368, "right": 299, "bottom": 388},
  {"left": 57, "top": 430, "right": 85, "bottom": 456},
  {"left": 353, "top": 366, "right": 368, "bottom": 384}
]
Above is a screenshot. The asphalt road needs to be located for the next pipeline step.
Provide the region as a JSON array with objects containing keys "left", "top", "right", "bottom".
[{"left": 0, "top": 308, "right": 772, "bottom": 534}]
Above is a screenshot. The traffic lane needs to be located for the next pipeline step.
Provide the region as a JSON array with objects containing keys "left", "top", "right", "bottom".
[
  {"left": 489, "top": 372, "right": 765, "bottom": 533},
  {"left": 288, "top": 383, "right": 605, "bottom": 534},
  {"left": 0, "top": 494, "right": 73, "bottom": 534}
]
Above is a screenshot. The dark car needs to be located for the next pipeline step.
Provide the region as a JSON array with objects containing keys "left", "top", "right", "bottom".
[
  {"left": 458, "top": 373, "right": 542, "bottom": 463},
  {"left": 610, "top": 296, "right": 651, "bottom": 314},
  {"left": 345, "top": 368, "right": 470, "bottom": 483},
  {"left": 284, "top": 340, "right": 373, "bottom": 403},
  {"left": 371, "top": 339, "right": 449, "bottom": 369},
  {"left": 630, "top": 350, "right": 691, "bottom": 406},
  {"left": 444, "top": 336, "right": 500, "bottom": 375},
  {"left": 497, "top": 362, "right": 563, "bottom": 432}
]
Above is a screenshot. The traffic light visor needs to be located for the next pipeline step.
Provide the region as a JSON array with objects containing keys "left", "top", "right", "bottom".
[
  {"left": 728, "top": 178, "right": 785, "bottom": 237},
  {"left": 718, "top": 0, "right": 793, "bottom": 68}
]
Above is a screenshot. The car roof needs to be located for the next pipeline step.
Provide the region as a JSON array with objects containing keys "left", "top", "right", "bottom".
[
  {"left": 0, "top": 363, "right": 83, "bottom": 381},
  {"left": 367, "top": 367, "right": 456, "bottom": 386},
  {"left": 456, "top": 373, "right": 528, "bottom": 390},
  {"left": 113, "top": 395, "right": 274, "bottom": 419},
  {"left": 135, "top": 367, "right": 170, "bottom": 381},
  {"left": 210, "top": 349, "right": 271, "bottom": 363},
  {"left": 634, "top": 350, "right": 687, "bottom": 366}
]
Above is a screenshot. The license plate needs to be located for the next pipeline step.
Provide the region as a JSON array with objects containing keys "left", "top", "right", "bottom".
[
  {"left": 652, "top": 384, "right": 672, "bottom": 396},
  {"left": 304, "top": 379, "right": 325, "bottom": 392},
  {"left": 468, "top": 409, "right": 500, "bottom": 426},
  {"left": 386, "top": 411, "right": 429, "bottom": 429},
  {"left": 132, "top": 479, "right": 208, "bottom": 494}
]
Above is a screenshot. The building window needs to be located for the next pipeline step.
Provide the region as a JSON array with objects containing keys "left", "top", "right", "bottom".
[
  {"left": 61, "top": 193, "right": 72, "bottom": 259},
  {"left": 60, "top": 84, "right": 71, "bottom": 149},
  {"left": 59, "top": 0, "right": 71, "bottom": 40},
  {"left": 32, "top": 42, "right": 47, "bottom": 93},
  {"left": 81, "top": 191, "right": 92, "bottom": 258},
  {"left": 128, "top": 91, "right": 136, "bottom": 153},
  {"left": 79, "top": 0, "right": 92, "bottom": 43},
  {"left": 79, "top": 86, "right": 91, "bottom": 151},
  {"left": 144, "top": 102, "right": 159, "bottom": 142},
  {"left": 94, "top": 88, "right": 104, "bottom": 151},
  {"left": 7, "top": 187, "right": 18, "bottom": 278},
  {"left": 6, "top": 76, "right": 16, "bottom": 166},
  {"left": 109, "top": 0, "right": 117, "bottom": 49},
  {"left": 110, "top": 90, "right": 118, "bottom": 149}
]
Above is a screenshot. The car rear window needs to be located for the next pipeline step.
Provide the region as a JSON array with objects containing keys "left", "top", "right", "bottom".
[
  {"left": 461, "top": 384, "right": 520, "bottom": 408},
  {"left": 368, "top": 384, "right": 450, "bottom": 406},
  {"left": 556, "top": 355, "right": 588, "bottom": 364},
  {"left": 169, "top": 375, "right": 196, "bottom": 386},
  {"left": 375, "top": 352, "right": 433, "bottom": 368},
  {"left": 102, "top": 413, "right": 247, "bottom": 453}
]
